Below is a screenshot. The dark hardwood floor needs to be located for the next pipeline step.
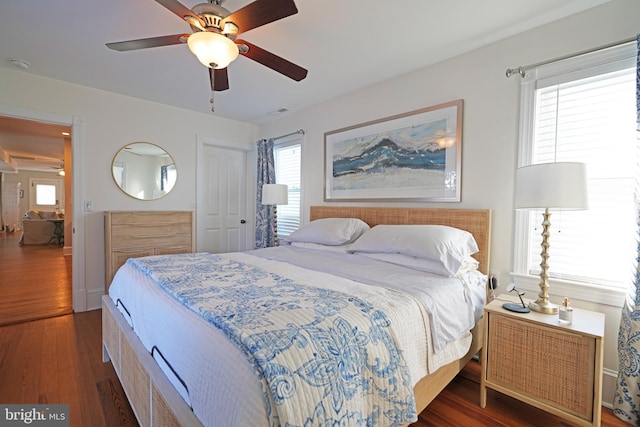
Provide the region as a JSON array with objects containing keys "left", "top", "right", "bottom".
[
  {"left": 0, "top": 310, "right": 137, "bottom": 427},
  {"left": 0, "top": 232, "right": 72, "bottom": 325},
  {"left": 413, "top": 361, "right": 626, "bottom": 427},
  {"left": 0, "top": 229, "right": 627, "bottom": 426}
]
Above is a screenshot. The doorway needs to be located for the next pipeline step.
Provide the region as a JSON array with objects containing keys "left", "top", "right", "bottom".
[
  {"left": 196, "top": 138, "right": 250, "bottom": 253},
  {"left": 0, "top": 111, "right": 76, "bottom": 324}
]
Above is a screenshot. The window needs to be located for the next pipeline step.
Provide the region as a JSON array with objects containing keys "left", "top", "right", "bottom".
[
  {"left": 274, "top": 138, "right": 302, "bottom": 237},
  {"left": 35, "top": 184, "right": 57, "bottom": 206},
  {"left": 29, "top": 177, "right": 63, "bottom": 212},
  {"left": 160, "top": 164, "right": 177, "bottom": 191},
  {"left": 513, "top": 43, "right": 638, "bottom": 303},
  {"left": 113, "top": 162, "right": 126, "bottom": 187}
]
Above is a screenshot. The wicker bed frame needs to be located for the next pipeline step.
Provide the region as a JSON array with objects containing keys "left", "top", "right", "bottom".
[{"left": 102, "top": 206, "right": 491, "bottom": 426}]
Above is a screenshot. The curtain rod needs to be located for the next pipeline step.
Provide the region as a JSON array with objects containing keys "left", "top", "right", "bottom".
[
  {"left": 505, "top": 36, "right": 637, "bottom": 78},
  {"left": 273, "top": 129, "right": 305, "bottom": 140}
]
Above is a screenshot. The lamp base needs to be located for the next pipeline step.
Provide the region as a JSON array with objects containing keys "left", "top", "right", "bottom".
[
  {"left": 528, "top": 299, "right": 558, "bottom": 314},
  {"left": 502, "top": 303, "right": 530, "bottom": 313}
]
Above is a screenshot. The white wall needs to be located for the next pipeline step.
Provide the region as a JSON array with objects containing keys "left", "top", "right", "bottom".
[
  {"left": 0, "top": 68, "right": 259, "bottom": 311},
  {"left": 258, "top": 0, "right": 640, "bottom": 407}
]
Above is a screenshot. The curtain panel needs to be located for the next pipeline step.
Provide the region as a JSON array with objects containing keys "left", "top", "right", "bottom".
[
  {"left": 613, "top": 34, "right": 640, "bottom": 425},
  {"left": 255, "top": 138, "right": 276, "bottom": 248}
]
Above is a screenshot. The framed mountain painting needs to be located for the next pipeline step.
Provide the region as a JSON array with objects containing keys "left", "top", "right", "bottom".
[{"left": 324, "top": 100, "right": 463, "bottom": 202}]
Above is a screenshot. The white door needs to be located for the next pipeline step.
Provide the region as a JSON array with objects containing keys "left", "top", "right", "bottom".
[
  {"left": 197, "top": 143, "right": 247, "bottom": 253},
  {"left": 1, "top": 182, "right": 21, "bottom": 230}
]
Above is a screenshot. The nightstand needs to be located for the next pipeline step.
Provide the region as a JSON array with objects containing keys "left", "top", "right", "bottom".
[{"left": 480, "top": 294, "right": 605, "bottom": 427}]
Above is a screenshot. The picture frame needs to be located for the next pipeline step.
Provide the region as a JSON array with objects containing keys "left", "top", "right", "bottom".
[{"left": 324, "top": 99, "right": 463, "bottom": 202}]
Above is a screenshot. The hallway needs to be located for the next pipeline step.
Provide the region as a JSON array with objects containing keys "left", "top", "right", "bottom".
[{"left": 0, "top": 231, "right": 72, "bottom": 325}]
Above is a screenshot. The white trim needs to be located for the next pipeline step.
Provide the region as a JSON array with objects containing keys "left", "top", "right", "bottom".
[
  {"left": 0, "top": 104, "right": 86, "bottom": 312},
  {"left": 510, "top": 273, "right": 626, "bottom": 308},
  {"left": 602, "top": 368, "right": 620, "bottom": 409},
  {"left": 533, "top": 42, "right": 636, "bottom": 83},
  {"left": 71, "top": 116, "right": 85, "bottom": 311},
  {"left": 0, "top": 104, "right": 73, "bottom": 128},
  {"left": 198, "top": 134, "right": 253, "bottom": 151},
  {"left": 274, "top": 132, "right": 302, "bottom": 146}
]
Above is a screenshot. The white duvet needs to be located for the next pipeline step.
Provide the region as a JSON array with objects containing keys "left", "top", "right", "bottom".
[{"left": 108, "top": 247, "right": 486, "bottom": 426}]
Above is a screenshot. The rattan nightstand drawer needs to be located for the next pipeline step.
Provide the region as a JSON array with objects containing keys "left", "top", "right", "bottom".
[
  {"left": 487, "top": 314, "right": 595, "bottom": 418},
  {"left": 480, "top": 295, "right": 604, "bottom": 427}
]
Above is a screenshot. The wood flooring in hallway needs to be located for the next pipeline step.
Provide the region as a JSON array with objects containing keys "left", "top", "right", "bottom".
[{"left": 0, "top": 231, "right": 72, "bottom": 326}]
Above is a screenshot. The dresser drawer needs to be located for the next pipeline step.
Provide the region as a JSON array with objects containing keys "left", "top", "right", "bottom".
[
  {"left": 110, "top": 249, "right": 156, "bottom": 282},
  {"left": 110, "top": 223, "right": 192, "bottom": 250},
  {"left": 110, "top": 211, "right": 192, "bottom": 226},
  {"left": 105, "top": 211, "right": 194, "bottom": 289}
]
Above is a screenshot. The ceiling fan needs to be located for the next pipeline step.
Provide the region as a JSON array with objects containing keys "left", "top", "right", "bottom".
[
  {"left": 52, "top": 163, "right": 65, "bottom": 176},
  {"left": 106, "top": 0, "right": 308, "bottom": 111}
]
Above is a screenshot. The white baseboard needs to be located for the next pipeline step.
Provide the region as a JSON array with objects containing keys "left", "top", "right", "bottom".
[
  {"left": 602, "top": 368, "right": 619, "bottom": 408},
  {"left": 73, "top": 287, "right": 104, "bottom": 312},
  {"left": 86, "top": 288, "right": 105, "bottom": 311},
  {"left": 72, "top": 289, "right": 86, "bottom": 312}
]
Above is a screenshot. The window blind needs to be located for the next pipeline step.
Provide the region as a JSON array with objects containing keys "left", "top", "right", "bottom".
[
  {"left": 526, "top": 67, "right": 637, "bottom": 289},
  {"left": 274, "top": 143, "right": 301, "bottom": 237}
]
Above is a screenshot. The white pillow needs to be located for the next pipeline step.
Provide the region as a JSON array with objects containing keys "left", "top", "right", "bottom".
[
  {"left": 289, "top": 241, "right": 352, "bottom": 253},
  {"left": 285, "top": 218, "right": 370, "bottom": 246},
  {"left": 348, "top": 224, "right": 479, "bottom": 276},
  {"left": 357, "top": 252, "right": 479, "bottom": 277}
]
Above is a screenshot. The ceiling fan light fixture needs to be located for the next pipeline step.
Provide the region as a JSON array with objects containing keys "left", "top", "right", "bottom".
[
  {"left": 187, "top": 31, "right": 238, "bottom": 69},
  {"left": 222, "top": 22, "right": 239, "bottom": 35}
]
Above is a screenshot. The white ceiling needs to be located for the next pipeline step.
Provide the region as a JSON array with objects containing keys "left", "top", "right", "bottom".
[
  {"left": 0, "top": 0, "right": 611, "bottom": 171},
  {"left": 0, "top": 116, "right": 70, "bottom": 173}
]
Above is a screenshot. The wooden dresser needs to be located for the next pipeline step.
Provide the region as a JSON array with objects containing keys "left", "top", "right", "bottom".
[{"left": 104, "top": 211, "right": 194, "bottom": 289}]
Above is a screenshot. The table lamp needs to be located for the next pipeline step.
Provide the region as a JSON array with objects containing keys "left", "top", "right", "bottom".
[
  {"left": 514, "top": 162, "right": 588, "bottom": 314},
  {"left": 261, "top": 183, "right": 288, "bottom": 246}
]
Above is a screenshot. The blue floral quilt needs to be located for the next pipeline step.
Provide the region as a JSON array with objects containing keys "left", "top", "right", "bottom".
[{"left": 127, "top": 253, "right": 417, "bottom": 426}]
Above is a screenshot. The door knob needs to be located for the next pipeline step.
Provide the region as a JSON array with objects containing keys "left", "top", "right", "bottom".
[{"left": 240, "top": 219, "right": 246, "bottom": 224}]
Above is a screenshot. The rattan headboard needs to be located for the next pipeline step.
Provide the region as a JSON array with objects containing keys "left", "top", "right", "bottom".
[{"left": 309, "top": 206, "right": 491, "bottom": 275}]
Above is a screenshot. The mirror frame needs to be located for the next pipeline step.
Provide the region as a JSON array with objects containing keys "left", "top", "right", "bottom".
[{"left": 111, "top": 142, "right": 177, "bottom": 200}]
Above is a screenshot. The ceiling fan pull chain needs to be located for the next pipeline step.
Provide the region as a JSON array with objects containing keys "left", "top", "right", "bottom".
[{"left": 209, "top": 63, "right": 216, "bottom": 111}]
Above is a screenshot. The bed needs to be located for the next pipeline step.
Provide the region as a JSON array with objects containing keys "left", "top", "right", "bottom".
[{"left": 102, "top": 206, "right": 491, "bottom": 426}]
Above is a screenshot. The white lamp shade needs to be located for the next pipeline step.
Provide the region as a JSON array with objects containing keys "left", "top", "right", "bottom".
[
  {"left": 187, "top": 31, "right": 239, "bottom": 69},
  {"left": 261, "top": 184, "right": 288, "bottom": 205},
  {"left": 515, "top": 162, "right": 588, "bottom": 210}
]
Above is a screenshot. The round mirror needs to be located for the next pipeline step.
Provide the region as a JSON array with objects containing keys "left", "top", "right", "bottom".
[{"left": 112, "top": 142, "right": 177, "bottom": 200}]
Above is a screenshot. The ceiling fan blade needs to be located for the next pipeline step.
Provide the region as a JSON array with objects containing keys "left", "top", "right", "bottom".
[
  {"left": 155, "top": 0, "right": 205, "bottom": 28},
  {"left": 106, "top": 34, "right": 187, "bottom": 51},
  {"left": 237, "top": 40, "right": 307, "bottom": 81},
  {"left": 210, "top": 67, "right": 229, "bottom": 92},
  {"left": 221, "top": 0, "right": 298, "bottom": 35}
]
